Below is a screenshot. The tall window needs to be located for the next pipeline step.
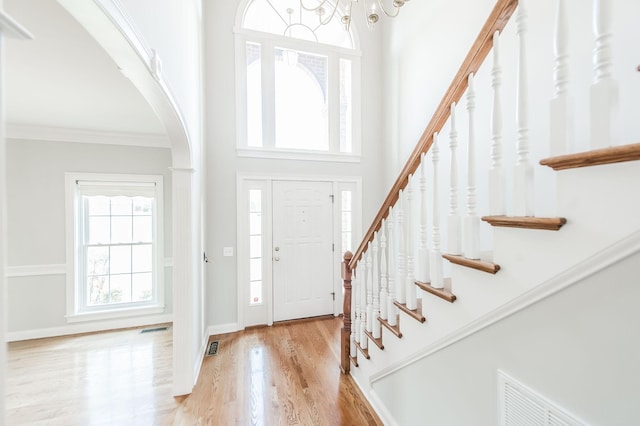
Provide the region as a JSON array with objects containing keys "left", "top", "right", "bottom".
[
  {"left": 236, "top": 0, "right": 361, "bottom": 159},
  {"left": 66, "top": 174, "right": 164, "bottom": 320}
]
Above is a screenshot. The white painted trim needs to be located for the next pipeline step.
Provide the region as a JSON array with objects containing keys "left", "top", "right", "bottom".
[
  {"left": 0, "top": 10, "right": 34, "bottom": 39},
  {"left": 207, "top": 323, "right": 241, "bottom": 336},
  {"left": 370, "top": 230, "right": 640, "bottom": 383},
  {"left": 65, "top": 306, "right": 165, "bottom": 323},
  {"left": 193, "top": 330, "right": 209, "bottom": 385},
  {"left": 6, "top": 314, "right": 173, "bottom": 342},
  {"left": 7, "top": 264, "right": 66, "bottom": 277},
  {"left": 369, "top": 389, "right": 401, "bottom": 426},
  {"left": 237, "top": 147, "right": 361, "bottom": 163},
  {"left": 7, "top": 259, "right": 173, "bottom": 279},
  {"left": 6, "top": 124, "right": 170, "bottom": 148}
]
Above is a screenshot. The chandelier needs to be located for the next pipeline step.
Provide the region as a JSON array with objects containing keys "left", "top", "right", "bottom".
[{"left": 278, "top": 0, "right": 409, "bottom": 31}]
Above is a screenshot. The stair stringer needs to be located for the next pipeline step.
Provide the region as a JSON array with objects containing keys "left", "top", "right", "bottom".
[{"left": 349, "top": 161, "right": 640, "bottom": 424}]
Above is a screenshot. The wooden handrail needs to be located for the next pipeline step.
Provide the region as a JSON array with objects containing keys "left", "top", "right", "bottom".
[{"left": 349, "top": 0, "right": 519, "bottom": 270}]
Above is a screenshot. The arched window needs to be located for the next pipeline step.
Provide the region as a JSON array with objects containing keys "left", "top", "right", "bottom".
[{"left": 236, "top": 0, "right": 361, "bottom": 160}]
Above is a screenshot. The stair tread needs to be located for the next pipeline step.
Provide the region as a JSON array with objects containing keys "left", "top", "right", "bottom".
[
  {"left": 363, "top": 329, "right": 384, "bottom": 350},
  {"left": 540, "top": 142, "right": 640, "bottom": 171},
  {"left": 443, "top": 254, "right": 500, "bottom": 274},
  {"left": 350, "top": 355, "right": 358, "bottom": 368},
  {"left": 481, "top": 215, "right": 567, "bottom": 231},
  {"left": 355, "top": 342, "right": 370, "bottom": 359},
  {"left": 415, "top": 278, "right": 457, "bottom": 303},
  {"left": 378, "top": 315, "right": 403, "bottom": 338},
  {"left": 394, "top": 298, "right": 426, "bottom": 323}
]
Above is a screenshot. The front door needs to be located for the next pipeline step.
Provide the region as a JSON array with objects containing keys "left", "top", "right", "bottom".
[{"left": 272, "top": 180, "right": 334, "bottom": 322}]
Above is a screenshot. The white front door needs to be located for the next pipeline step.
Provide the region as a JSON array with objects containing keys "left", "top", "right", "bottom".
[{"left": 272, "top": 180, "right": 334, "bottom": 322}]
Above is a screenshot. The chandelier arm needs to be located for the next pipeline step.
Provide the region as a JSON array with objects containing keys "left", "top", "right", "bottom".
[
  {"left": 315, "top": 0, "right": 341, "bottom": 26},
  {"left": 375, "top": 0, "right": 401, "bottom": 18}
]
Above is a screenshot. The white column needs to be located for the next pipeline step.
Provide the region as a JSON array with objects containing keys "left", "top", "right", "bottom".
[
  {"left": 590, "top": 0, "right": 617, "bottom": 149},
  {"left": 418, "top": 153, "right": 430, "bottom": 282},
  {"left": 379, "top": 219, "right": 389, "bottom": 321},
  {"left": 448, "top": 103, "right": 462, "bottom": 255},
  {"left": 353, "top": 270, "right": 361, "bottom": 345},
  {"left": 464, "top": 73, "right": 481, "bottom": 260},
  {"left": 489, "top": 31, "right": 506, "bottom": 215},
  {"left": 372, "top": 233, "right": 381, "bottom": 339},
  {"left": 514, "top": 0, "right": 534, "bottom": 217},
  {"left": 396, "top": 191, "right": 407, "bottom": 304},
  {"left": 172, "top": 167, "right": 197, "bottom": 396},
  {"left": 405, "top": 175, "right": 417, "bottom": 310},
  {"left": 550, "top": 0, "right": 572, "bottom": 156},
  {"left": 0, "top": 27, "right": 6, "bottom": 424},
  {"left": 430, "top": 133, "right": 445, "bottom": 289},
  {"left": 1, "top": 14, "right": 32, "bottom": 421},
  {"left": 387, "top": 206, "right": 398, "bottom": 326},
  {"left": 366, "top": 249, "right": 373, "bottom": 333}
]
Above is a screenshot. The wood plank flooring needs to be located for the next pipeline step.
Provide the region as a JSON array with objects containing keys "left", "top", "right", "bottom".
[{"left": 7, "top": 317, "right": 382, "bottom": 425}]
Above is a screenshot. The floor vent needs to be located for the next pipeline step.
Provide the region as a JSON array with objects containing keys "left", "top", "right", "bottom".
[
  {"left": 140, "top": 326, "right": 170, "bottom": 334},
  {"left": 206, "top": 340, "right": 220, "bottom": 356},
  {"left": 498, "top": 370, "right": 586, "bottom": 426}
]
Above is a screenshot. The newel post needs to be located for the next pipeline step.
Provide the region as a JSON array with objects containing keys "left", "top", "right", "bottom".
[{"left": 341, "top": 251, "right": 354, "bottom": 374}]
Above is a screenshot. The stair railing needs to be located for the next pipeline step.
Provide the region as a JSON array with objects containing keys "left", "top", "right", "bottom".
[{"left": 340, "top": 0, "right": 519, "bottom": 374}]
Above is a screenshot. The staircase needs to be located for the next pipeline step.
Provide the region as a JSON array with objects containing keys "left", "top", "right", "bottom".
[{"left": 339, "top": 0, "right": 640, "bottom": 424}]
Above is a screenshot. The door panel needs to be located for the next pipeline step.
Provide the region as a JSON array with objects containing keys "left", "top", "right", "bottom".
[{"left": 272, "top": 181, "right": 334, "bottom": 321}]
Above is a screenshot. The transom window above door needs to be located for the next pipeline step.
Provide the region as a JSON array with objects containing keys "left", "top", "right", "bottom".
[{"left": 235, "top": 0, "right": 362, "bottom": 162}]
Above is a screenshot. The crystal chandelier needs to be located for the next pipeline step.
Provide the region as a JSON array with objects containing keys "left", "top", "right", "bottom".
[{"left": 288, "top": 0, "right": 409, "bottom": 30}]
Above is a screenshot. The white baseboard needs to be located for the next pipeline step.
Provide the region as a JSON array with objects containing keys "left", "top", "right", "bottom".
[
  {"left": 207, "top": 323, "right": 240, "bottom": 336},
  {"left": 6, "top": 314, "right": 173, "bottom": 342}
]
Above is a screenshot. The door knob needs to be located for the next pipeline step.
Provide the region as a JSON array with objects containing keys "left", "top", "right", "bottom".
[
  {"left": 274, "top": 256, "right": 280, "bottom": 261},
  {"left": 274, "top": 246, "right": 280, "bottom": 251}
]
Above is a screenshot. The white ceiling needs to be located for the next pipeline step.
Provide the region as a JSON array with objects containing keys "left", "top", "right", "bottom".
[{"left": 4, "top": 0, "right": 167, "bottom": 137}]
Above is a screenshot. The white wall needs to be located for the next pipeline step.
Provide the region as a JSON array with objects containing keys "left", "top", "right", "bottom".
[
  {"left": 5, "top": 139, "right": 173, "bottom": 336},
  {"left": 374, "top": 249, "right": 640, "bottom": 425},
  {"left": 202, "top": 0, "right": 385, "bottom": 328}
]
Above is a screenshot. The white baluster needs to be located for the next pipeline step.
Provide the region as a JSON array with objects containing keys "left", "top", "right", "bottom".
[
  {"left": 590, "top": 0, "right": 617, "bottom": 149},
  {"left": 490, "top": 31, "right": 506, "bottom": 215},
  {"left": 406, "top": 175, "right": 417, "bottom": 310},
  {"left": 514, "top": 0, "right": 534, "bottom": 217},
  {"left": 372, "top": 232, "right": 381, "bottom": 339},
  {"left": 396, "top": 190, "right": 406, "bottom": 304},
  {"left": 366, "top": 249, "right": 373, "bottom": 333},
  {"left": 430, "top": 132, "right": 445, "bottom": 289},
  {"left": 353, "top": 268, "right": 361, "bottom": 346},
  {"left": 360, "top": 253, "right": 368, "bottom": 350},
  {"left": 550, "top": 0, "right": 572, "bottom": 156},
  {"left": 418, "top": 153, "right": 430, "bottom": 282},
  {"left": 464, "top": 73, "right": 481, "bottom": 260},
  {"left": 387, "top": 206, "right": 398, "bottom": 326},
  {"left": 379, "top": 219, "right": 388, "bottom": 321},
  {"left": 350, "top": 270, "right": 356, "bottom": 358},
  {"left": 448, "top": 102, "right": 462, "bottom": 255}
]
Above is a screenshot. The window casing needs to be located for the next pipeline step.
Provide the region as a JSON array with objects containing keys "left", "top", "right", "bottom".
[
  {"left": 66, "top": 173, "right": 164, "bottom": 321},
  {"left": 235, "top": 0, "right": 362, "bottom": 162}
]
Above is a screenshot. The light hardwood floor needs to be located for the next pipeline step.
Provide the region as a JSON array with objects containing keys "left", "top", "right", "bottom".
[{"left": 7, "top": 317, "right": 381, "bottom": 425}]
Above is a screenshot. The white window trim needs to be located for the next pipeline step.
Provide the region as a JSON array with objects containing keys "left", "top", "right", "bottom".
[
  {"left": 65, "top": 172, "right": 165, "bottom": 322},
  {"left": 234, "top": 26, "right": 362, "bottom": 161},
  {"left": 236, "top": 172, "right": 362, "bottom": 329}
]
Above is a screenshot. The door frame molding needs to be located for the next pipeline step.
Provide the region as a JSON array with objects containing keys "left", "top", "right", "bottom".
[{"left": 236, "top": 172, "right": 362, "bottom": 329}]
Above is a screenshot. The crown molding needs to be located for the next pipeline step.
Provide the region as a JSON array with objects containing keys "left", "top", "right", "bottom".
[{"left": 6, "top": 123, "right": 170, "bottom": 148}]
